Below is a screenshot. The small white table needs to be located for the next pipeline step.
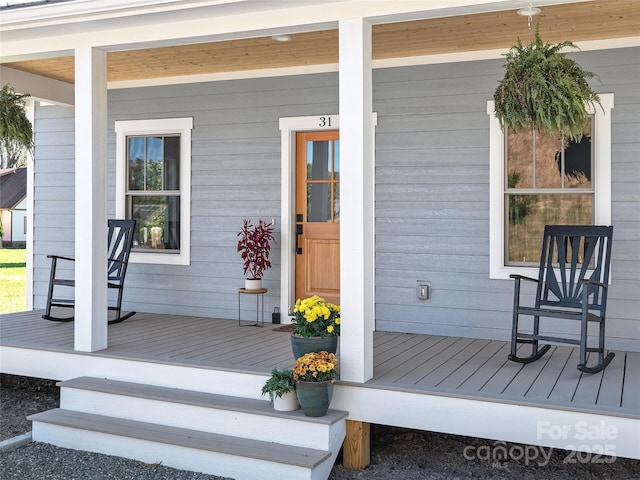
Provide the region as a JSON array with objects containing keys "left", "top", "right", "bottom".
[{"left": 238, "top": 288, "right": 267, "bottom": 327}]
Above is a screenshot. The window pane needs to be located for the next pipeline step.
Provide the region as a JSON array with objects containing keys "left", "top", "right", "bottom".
[
  {"left": 129, "top": 195, "right": 180, "bottom": 251},
  {"left": 334, "top": 183, "right": 340, "bottom": 223},
  {"left": 563, "top": 118, "right": 593, "bottom": 189},
  {"left": 164, "top": 136, "right": 180, "bottom": 190},
  {"left": 535, "top": 130, "right": 562, "bottom": 188},
  {"left": 307, "top": 140, "right": 331, "bottom": 180},
  {"left": 507, "top": 193, "right": 593, "bottom": 263},
  {"left": 128, "top": 137, "right": 145, "bottom": 191},
  {"left": 307, "top": 184, "right": 331, "bottom": 222},
  {"left": 146, "top": 137, "right": 163, "bottom": 191},
  {"left": 506, "top": 129, "right": 533, "bottom": 189},
  {"left": 333, "top": 140, "right": 340, "bottom": 181}
]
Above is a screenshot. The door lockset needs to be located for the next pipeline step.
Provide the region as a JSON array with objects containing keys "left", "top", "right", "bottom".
[{"left": 295, "top": 223, "right": 303, "bottom": 254}]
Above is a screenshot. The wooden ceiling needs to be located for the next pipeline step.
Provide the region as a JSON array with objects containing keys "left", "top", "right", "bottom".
[{"left": 3, "top": 0, "right": 639, "bottom": 84}]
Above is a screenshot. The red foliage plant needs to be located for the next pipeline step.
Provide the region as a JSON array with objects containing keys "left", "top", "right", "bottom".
[{"left": 237, "top": 219, "right": 276, "bottom": 279}]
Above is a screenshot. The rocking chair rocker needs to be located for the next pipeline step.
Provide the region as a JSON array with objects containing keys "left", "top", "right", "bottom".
[
  {"left": 42, "top": 219, "right": 137, "bottom": 324},
  {"left": 509, "top": 225, "right": 615, "bottom": 374}
]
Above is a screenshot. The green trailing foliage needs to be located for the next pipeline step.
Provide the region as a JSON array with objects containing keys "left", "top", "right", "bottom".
[
  {"left": 494, "top": 29, "right": 601, "bottom": 142},
  {"left": 261, "top": 368, "right": 296, "bottom": 402},
  {"left": 0, "top": 84, "right": 33, "bottom": 169}
]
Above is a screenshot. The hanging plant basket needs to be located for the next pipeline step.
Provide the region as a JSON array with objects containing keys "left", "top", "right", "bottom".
[{"left": 493, "top": 29, "right": 601, "bottom": 141}]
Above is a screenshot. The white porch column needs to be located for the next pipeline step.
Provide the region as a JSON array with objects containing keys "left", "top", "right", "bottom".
[
  {"left": 339, "top": 18, "right": 374, "bottom": 383},
  {"left": 74, "top": 47, "right": 108, "bottom": 352}
]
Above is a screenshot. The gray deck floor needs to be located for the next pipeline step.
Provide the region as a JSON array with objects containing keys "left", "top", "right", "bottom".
[{"left": 1, "top": 309, "right": 638, "bottom": 418}]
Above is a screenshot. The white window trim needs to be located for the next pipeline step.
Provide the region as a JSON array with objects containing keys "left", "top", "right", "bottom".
[
  {"left": 115, "top": 117, "right": 193, "bottom": 265},
  {"left": 487, "top": 94, "right": 613, "bottom": 280}
]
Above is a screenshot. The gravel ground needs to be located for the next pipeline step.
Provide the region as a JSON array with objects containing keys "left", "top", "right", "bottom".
[{"left": 2, "top": 374, "right": 639, "bottom": 479}]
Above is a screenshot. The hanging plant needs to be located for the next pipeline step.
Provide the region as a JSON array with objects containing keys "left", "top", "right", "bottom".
[{"left": 493, "top": 29, "right": 601, "bottom": 141}]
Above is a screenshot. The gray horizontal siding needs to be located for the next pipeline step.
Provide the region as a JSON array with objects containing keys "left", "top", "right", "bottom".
[
  {"left": 31, "top": 48, "right": 639, "bottom": 350},
  {"left": 33, "top": 73, "right": 339, "bottom": 319},
  {"left": 373, "top": 48, "right": 639, "bottom": 350},
  {"left": 32, "top": 105, "right": 75, "bottom": 299}
]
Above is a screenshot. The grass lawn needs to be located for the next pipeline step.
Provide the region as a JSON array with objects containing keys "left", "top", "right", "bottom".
[{"left": 0, "top": 248, "right": 27, "bottom": 314}]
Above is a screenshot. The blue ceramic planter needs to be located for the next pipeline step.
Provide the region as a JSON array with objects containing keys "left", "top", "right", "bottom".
[
  {"left": 290, "top": 334, "right": 338, "bottom": 359},
  {"left": 295, "top": 380, "right": 334, "bottom": 417}
]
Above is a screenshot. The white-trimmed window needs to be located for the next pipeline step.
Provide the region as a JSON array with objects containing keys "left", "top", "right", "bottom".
[
  {"left": 488, "top": 94, "right": 613, "bottom": 279},
  {"left": 115, "top": 117, "right": 193, "bottom": 265}
]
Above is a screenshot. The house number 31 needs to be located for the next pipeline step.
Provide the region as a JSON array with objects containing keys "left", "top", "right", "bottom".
[{"left": 319, "top": 116, "right": 333, "bottom": 127}]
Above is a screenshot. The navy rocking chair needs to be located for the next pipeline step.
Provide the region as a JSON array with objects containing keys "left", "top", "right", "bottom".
[
  {"left": 42, "top": 219, "right": 137, "bottom": 325},
  {"left": 509, "top": 225, "right": 615, "bottom": 374}
]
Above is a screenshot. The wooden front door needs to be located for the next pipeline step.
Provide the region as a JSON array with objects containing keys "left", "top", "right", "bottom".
[{"left": 295, "top": 131, "right": 340, "bottom": 305}]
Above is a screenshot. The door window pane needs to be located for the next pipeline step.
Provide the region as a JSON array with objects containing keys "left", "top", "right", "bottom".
[
  {"left": 307, "top": 140, "right": 332, "bottom": 180},
  {"left": 307, "top": 184, "right": 331, "bottom": 222},
  {"left": 333, "top": 140, "right": 340, "bottom": 180},
  {"left": 305, "top": 138, "right": 340, "bottom": 223},
  {"left": 334, "top": 183, "right": 340, "bottom": 223}
]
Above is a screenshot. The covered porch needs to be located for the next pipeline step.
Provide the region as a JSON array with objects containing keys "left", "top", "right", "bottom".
[{"left": 2, "top": 309, "right": 638, "bottom": 461}]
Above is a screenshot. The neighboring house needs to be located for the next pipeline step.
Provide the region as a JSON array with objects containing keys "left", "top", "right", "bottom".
[
  {"left": 0, "top": 0, "right": 639, "bottom": 476},
  {"left": 0, "top": 167, "right": 27, "bottom": 247}
]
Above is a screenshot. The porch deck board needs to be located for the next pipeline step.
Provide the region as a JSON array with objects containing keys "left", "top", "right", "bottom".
[
  {"left": 501, "top": 346, "right": 557, "bottom": 398},
  {"left": 523, "top": 346, "right": 573, "bottom": 402},
  {"left": 1, "top": 310, "right": 637, "bottom": 418},
  {"left": 452, "top": 342, "right": 513, "bottom": 392},
  {"left": 574, "top": 357, "right": 607, "bottom": 405},
  {"left": 474, "top": 350, "right": 524, "bottom": 396},
  {"left": 597, "top": 357, "right": 626, "bottom": 408},
  {"left": 407, "top": 337, "right": 475, "bottom": 386},
  {"left": 547, "top": 348, "right": 582, "bottom": 403},
  {"left": 433, "top": 340, "right": 506, "bottom": 390},
  {"left": 621, "top": 352, "right": 640, "bottom": 410},
  {"left": 373, "top": 334, "right": 443, "bottom": 377},
  {"left": 377, "top": 336, "right": 464, "bottom": 383},
  {"left": 416, "top": 339, "right": 492, "bottom": 387}
]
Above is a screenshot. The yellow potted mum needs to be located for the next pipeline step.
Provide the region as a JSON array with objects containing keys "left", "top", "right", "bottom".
[{"left": 290, "top": 295, "right": 340, "bottom": 359}]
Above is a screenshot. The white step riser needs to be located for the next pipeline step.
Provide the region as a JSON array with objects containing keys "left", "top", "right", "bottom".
[
  {"left": 61, "top": 388, "right": 333, "bottom": 450},
  {"left": 31, "top": 422, "right": 317, "bottom": 480}
]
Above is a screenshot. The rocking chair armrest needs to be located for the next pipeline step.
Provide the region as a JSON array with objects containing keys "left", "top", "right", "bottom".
[
  {"left": 582, "top": 278, "right": 609, "bottom": 290},
  {"left": 47, "top": 254, "right": 75, "bottom": 262},
  {"left": 509, "top": 274, "right": 539, "bottom": 283}
]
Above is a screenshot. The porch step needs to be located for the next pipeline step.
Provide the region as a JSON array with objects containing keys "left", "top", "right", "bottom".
[
  {"left": 29, "top": 409, "right": 329, "bottom": 480},
  {"left": 58, "top": 376, "right": 347, "bottom": 449},
  {"left": 30, "top": 377, "right": 348, "bottom": 480}
]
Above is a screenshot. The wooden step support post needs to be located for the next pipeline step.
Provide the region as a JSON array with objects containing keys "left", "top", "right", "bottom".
[{"left": 343, "top": 420, "right": 370, "bottom": 469}]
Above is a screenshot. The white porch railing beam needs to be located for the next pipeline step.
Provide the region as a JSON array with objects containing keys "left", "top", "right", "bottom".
[
  {"left": 73, "top": 47, "right": 108, "bottom": 352},
  {"left": 338, "top": 18, "right": 374, "bottom": 383}
]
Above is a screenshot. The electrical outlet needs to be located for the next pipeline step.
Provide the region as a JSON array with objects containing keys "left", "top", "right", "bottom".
[{"left": 417, "top": 281, "right": 431, "bottom": 301}]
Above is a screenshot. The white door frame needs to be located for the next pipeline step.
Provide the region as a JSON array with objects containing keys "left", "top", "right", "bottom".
[{"left": 278, "top": 114, "right": 340, "bottom": 320}]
